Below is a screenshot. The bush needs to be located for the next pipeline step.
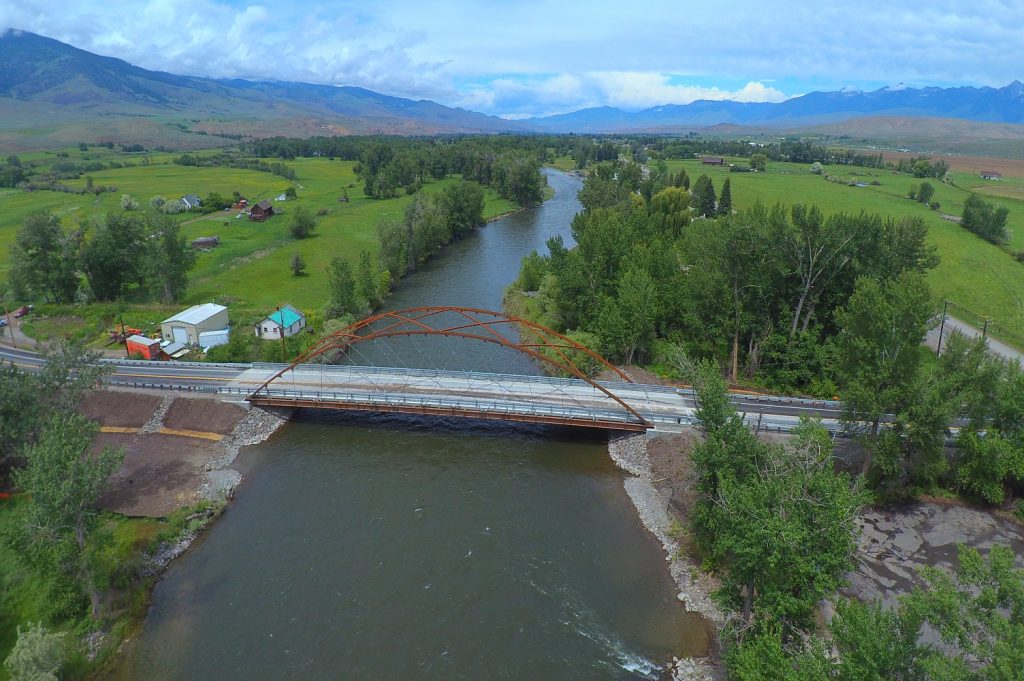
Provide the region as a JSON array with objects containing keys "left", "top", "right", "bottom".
[
  {"left": 289, "top": 206, "right": 317, "bottom": 239},
  {"left": 4, "top": 623, "right": 65, "bottom": 681}
]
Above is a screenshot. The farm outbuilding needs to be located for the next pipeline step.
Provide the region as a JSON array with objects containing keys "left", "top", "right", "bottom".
[
  {"left": 161, "top": 303, "right": 229, "bottom": 347},
  {"left": 249, "top": 200, "right": 274, "bottom": 221},
  {"left": 126, "top": 335, "right": 161, "bottom": 360},
  {"left": 256, "top": 305, "right": 306, "bottom": 340}
]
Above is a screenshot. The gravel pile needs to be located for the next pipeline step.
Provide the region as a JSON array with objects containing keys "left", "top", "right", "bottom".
[{"left": 140, "top": 395, "right": 175, "bottom": 433}]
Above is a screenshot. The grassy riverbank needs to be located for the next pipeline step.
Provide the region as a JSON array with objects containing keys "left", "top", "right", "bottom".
[{"left": 0, "top": 496, "right": 224, "bottom": 680}]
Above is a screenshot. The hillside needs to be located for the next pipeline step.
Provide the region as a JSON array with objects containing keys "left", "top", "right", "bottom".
[{"left": 0, "top": 30, "right": 522, "bottom": 150}]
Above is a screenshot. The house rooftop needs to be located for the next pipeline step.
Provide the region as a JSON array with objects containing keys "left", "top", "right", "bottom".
[
  {"left": 266, "top": 305, "right": 304, "bottom": 328},
  {"left": 162, "top": 303, "right": 227, "bottom": 326}
]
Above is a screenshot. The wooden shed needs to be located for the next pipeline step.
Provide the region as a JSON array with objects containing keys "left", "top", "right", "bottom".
[{"left": 249, "top": 200, "right": 274, "bottom": 222}]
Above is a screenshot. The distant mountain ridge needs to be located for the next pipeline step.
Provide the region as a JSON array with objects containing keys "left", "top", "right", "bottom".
[
  {"left": 527, "top": 82, "right": 1024, "bottom": 132},
  {"left": 0, "top": 29, "right": 523, "bottom": 148},
  {"left": 1, "top": 28, "right": 1022, "bottom": 151}
]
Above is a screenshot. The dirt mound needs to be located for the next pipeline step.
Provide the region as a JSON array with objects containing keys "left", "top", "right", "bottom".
[
  {"left": 163, "top": 398, "right": 246, "bottom": 435},
  {"left": 81, "top": 391, "right": 162, "bottom": 428},
  {"left": 97, "top": 432, "right": 221, "bottom": 517}
]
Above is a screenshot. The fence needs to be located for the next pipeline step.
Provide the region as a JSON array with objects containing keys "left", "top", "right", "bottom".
[{"left": 944, "top": 300, "right": 1024, "bottom": 354}]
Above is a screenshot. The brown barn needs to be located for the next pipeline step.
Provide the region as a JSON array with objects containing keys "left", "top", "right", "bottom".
[
  {"left": 249, "top": 200, "right": 274, "bottom": 222},
  {"left": 701, "top": 156, "right": 726, "bottom": 165}
]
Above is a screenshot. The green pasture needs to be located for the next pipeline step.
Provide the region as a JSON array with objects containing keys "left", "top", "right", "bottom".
[
  {"left": 1, "top": 154, "right": 518, "bottom": 338},
  {"left": 664, "top": 159, "right": 1024, "bottom": 335}
]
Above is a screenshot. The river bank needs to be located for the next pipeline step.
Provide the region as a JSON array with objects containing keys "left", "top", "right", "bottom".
[{"left": 608, "top": 432, "right": 724, "bottom": 681}]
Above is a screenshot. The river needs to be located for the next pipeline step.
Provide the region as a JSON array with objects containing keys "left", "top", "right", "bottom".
[{"left": 111, "top": 170, "right": 707, "bottom": 680}]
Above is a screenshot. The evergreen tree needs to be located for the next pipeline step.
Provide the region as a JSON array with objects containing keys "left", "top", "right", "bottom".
[
  {"left": 718, "top": 178, "right": 733, "bottom": 216},
  {"left": 692, "top": 174, "right": 716, "bottom": 217}
]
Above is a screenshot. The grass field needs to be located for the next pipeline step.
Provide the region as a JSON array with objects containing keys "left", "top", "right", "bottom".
[
  {"left": 664, "top": 158, "right": 1024, "bottom": 336},
  {"left": 0, "top": 153, "right": 519, "bottom": 339}
]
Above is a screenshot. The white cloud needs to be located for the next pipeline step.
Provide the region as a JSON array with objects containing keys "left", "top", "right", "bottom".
[{"left": 1, "top": 0, "right": 1022, "bottom": 116}]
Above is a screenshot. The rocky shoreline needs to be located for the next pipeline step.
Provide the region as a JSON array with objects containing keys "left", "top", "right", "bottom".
[{"left": 607, "top": 432, "right": 723, "bottom": 681}]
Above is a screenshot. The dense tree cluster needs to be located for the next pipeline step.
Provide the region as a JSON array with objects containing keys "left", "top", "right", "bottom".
[
  {"left": 513, "top": 161, "right": 939, "bottom": 395},
  {"left": 960, "top": 194, "right": 1010, "bottom": 244},
  {"left": 8, "top": 210, "right": 196, "bottom": 304}
]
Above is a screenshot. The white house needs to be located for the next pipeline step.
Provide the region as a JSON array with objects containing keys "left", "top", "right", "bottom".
[
  {"left": 161, "top": 303, "right": 229, "bottom": 346},
  {"left": 180, "top": 194, "right": 202, "bottom": 210},
  {"left": 256, "top": 305, "right": 306, "bottom": 340}
]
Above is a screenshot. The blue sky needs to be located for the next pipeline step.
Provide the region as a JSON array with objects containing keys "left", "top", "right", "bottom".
[{"left": 2, "top": 0, "right": 1021, "bottom": 118}]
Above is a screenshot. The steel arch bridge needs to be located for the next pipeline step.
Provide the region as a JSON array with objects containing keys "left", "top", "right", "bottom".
[{"left": 245, "top": 306, "right": 651, "bottom": 430}]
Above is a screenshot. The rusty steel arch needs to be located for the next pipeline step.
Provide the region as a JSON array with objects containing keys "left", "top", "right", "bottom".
[{"left": 248, "top": 306, "right": 650, "bottom": 428}]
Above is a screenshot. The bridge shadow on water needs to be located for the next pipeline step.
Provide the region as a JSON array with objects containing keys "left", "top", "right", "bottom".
[{"left": 287, "top": 407, "right": 611, "bottom": 446}]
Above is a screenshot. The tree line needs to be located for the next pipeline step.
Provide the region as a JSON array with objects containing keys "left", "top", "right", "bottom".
[
  {"left": 324, "top": 180, "right": 487, "bottom": 320},
  {"left": 8, "top": 210, "right": 196, "bottom": 304}
]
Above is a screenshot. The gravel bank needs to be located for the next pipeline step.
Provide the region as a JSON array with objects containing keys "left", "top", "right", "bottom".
[{"left": 607, "top": 432, "right": 724, "bottom": 681}]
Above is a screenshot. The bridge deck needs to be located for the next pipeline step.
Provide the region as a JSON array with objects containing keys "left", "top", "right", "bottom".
[{"left": 239, "top": 365, "right": 845, "bottom": 433}]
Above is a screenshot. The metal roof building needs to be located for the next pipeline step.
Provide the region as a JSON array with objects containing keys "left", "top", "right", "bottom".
[{"left": 161, "top": 303, "right": 229, "bottom": 346}]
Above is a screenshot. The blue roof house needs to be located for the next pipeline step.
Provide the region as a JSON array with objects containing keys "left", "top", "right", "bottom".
[{"left": 256, "top": 304, "right": 306, "bottom": 340}]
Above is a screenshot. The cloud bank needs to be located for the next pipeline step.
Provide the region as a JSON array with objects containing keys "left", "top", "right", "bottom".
[{"left": 1, "top": 0, "right": 1020, "bottom": 117}]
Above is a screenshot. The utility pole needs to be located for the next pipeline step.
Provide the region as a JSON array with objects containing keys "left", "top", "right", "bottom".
[
  {"left": 3, "top": 304, "right": 15, "bottom": 349},
  {"left": 120, "top": 314, "right": 130, "bottom": 358},
  {"left": 277, "top": 306, "right": 286, "bottom": 364},
  {"left": 935, "top": 299, "right": 949, "bottom": 357}
]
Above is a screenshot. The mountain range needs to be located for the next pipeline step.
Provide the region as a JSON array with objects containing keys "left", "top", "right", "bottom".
[{"left": 1, "top": 29, "right": 1022, "bottom": 151}]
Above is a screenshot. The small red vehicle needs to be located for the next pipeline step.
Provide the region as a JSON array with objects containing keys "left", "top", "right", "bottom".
[{"left": 13, "top": 305, "right": 32, "bottom": 318}]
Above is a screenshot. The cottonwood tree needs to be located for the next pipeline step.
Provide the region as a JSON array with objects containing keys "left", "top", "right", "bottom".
[
  {"left": 8, "top": 211, "right": 80, "bottom": 303},
  {"left": 440, "top": 180, "right": 485, "bottom": 239},
  {"left": 835, "top": 273, "right": 936, "bottom": 480},
  {"left": 355, "top": 250, "right": 382, "bottom": 308},
  {"left": 961, "top": 194, "right": 1010, "bottom": 244},
  {"left": 778, "top": 204, "right": 859, "bottom": 337},
  {"left": 81, "top": 214, "right": 147, "bottom": 300},
  {"left": 326, "top": 257, "right": 361, "bottom": 318},
  {"left": 146, "top": 215, "right": 196, "bottom": 303},
  {"left": 686, "top": 359, "right": 868, "bottom": 630},
  {"left": 12, "top": 413, "right": 124, "bottom": 618}
]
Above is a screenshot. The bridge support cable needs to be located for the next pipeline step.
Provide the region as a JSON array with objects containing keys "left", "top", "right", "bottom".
[{"left": 248, "top": 307, "right": 651, "bottom": 429}]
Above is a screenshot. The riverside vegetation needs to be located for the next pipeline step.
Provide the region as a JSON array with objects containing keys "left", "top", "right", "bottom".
[
  {"left": 0, "top": 343, "right": 227, "bottom": 680},
  {"left": 508, "top": 147, "right": 1024, "bottom": 676}
]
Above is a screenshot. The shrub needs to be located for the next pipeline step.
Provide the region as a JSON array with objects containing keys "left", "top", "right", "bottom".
[{"left": 4, "top": 623, "right": 65, "bottom": 681}]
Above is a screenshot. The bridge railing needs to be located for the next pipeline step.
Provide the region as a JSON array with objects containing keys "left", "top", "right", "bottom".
[{"left": 250, "top": 387, "right": 645, "bottom": 426}]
